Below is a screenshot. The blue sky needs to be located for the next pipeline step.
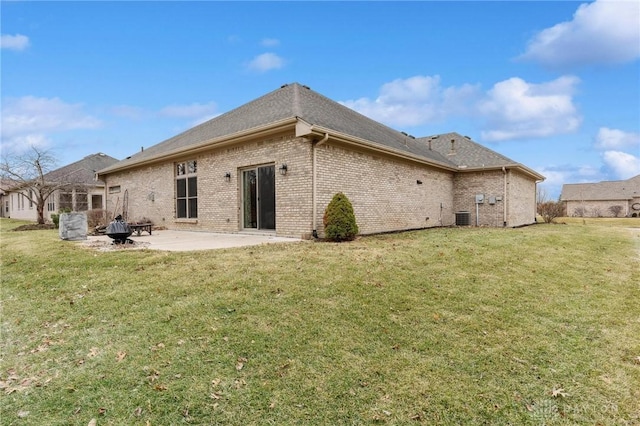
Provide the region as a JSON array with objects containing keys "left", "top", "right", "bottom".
[{"left": 2, "top": 0, "right": 639, "bottom": 198}]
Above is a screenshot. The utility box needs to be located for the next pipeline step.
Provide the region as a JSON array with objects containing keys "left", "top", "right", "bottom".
[
  {"left": 488, "top": 196, "right": 496, "bottom": 205},
  {"left": 475, "top": 194, "right": 485, "bottom": 204},
  {"left": 455, "top": 211, "right": 471, "bottom": 226}
]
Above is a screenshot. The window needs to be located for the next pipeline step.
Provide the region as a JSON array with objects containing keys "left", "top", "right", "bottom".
[
  {"left": 176, "top": 160, "right": 197, "bottom": 219},
  {"left": 92, "top": 194, "right": 103, "bottom": 210},
  {"left": 76, "top": 190, "right": 88, "bottom": 211},
  {"left": 59, "top": 191, "right": 73, "bottom": 211},
  {"left": 29, "top": 190, "right": 34, "bottom": 208},
  {"left": 109, "top": 185, "right": 121, "bottom": 194},
  {"left": 47, "top": 198, "right": 56, "bottom": 212}
]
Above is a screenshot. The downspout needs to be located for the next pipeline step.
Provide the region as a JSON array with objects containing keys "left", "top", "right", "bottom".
[
  {"left": 312, "top": 133, "right": 329, "bottom": 238},
  {"left": 502, "top": 167, "right": 507, "bottom": 227}
]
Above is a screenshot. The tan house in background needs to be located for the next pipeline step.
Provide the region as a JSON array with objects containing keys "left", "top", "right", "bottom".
[
  {"left": 4, "top": 153, "right": 119, "bottom": 222},
  {"left": 560, "top": 174, "right": 640, "bottom": 217},
  {"left": 97, "top": 83, "right": 544, "bottom": 238}
]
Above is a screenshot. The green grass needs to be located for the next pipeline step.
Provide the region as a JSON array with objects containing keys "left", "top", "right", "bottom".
[{"left": 1, "top": 218, "right": 639, "bottom": 425}]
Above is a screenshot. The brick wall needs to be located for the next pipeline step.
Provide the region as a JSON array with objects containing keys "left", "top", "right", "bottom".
[
  {"left": 315, "top": 142, "right": 455, "bottom": 236},
  {"left": 103, "top": 132, "right": 313, "bottom": 238},
  {"left": 565, "top": 199, "right": 633, "bottom": 217},
  {"left": 453, "top": 169, "right": 537, "bottom": 227},
  {"left": 507, "top": 170, "right": 538, "bottom": 226},
  {"left": 454, "top": 170, "right": 506, "bottom": 227},
  {"left": 103, "top": 134, "right": 539, "bottom": 237}
]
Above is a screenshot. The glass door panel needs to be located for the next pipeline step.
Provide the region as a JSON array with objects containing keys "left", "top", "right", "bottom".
[
  {"left": 258, "top": 165, "right": 275, "bottom": 230},
  {"left": 242, "top": 165, "right": 275, "bottom": 230},
  {"left": 243, "top": 169, "right": 257, "bottom": 229}
]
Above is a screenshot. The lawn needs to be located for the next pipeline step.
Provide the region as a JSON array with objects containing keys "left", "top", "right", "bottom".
[{"left": 1, "top": 218, "right": 638, "bottom": 425}]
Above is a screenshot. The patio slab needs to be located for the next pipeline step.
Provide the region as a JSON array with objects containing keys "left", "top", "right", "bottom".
[{"left": 80, "top": 230, "right": 303, "bottom": 252}]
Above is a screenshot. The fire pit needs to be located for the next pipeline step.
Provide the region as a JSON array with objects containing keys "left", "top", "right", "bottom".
[{"left": 106, "top": 215, "right": 133, "bottom": 244}]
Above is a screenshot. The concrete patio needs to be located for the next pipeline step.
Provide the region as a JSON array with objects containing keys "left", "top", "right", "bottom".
[{"left": 80, "top": 230, "right": 303, "bottom": 252}]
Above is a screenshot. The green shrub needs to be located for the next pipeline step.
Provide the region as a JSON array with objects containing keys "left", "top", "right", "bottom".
[{"left": 323, "top": 192, "right": 359, "bottom": 242}]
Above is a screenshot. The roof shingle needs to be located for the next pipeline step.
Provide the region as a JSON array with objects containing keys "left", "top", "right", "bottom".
[
  {"left": 99, "top": 83, "right": 542, "bottom": 179},
  {"left": 45, "top": 153, "right": 119, "bottom": 185},
  {"left": 561, "top": 174, "right": 640, "bottom": 201}
]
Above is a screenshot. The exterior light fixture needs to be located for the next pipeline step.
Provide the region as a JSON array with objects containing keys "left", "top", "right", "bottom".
[
  {"left": 279, "top": 164, "right": 288, "bottom": 175},
  {"left": 224, "top": 172, "right": 231, "bottom": 182}
]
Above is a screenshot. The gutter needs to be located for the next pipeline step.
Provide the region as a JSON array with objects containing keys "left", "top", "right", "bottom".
[
  {"left": 312, "top": 132, "right": 329, "bottom": 238},
  {"left": 502, "top": 166, "right": 508, "bottom": 227}
]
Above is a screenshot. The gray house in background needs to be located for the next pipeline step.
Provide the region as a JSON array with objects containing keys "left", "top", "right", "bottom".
[
  {"left": 4, "top": 153, "right": 119, "bottom": 222},
  {"left": 97, "top": 83, "right": 544, "bottom": 238},
  {"left": 560, "top": 174, "right": 640, "bottom": 217}
]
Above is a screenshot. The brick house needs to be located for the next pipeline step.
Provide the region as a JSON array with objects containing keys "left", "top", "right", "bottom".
[
  {"left": 560, "top": 174, "right": 640, "bottom": 217},
  {"left": 96, "top": 83, "right": 544, "bottom": 238},
  {"left": 4, "top": 153, "right": 119, "bottom": 222}
]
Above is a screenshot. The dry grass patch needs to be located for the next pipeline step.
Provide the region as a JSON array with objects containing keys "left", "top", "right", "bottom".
[{"left": 1, "top": 219, "right": 639, "bottom": 425}]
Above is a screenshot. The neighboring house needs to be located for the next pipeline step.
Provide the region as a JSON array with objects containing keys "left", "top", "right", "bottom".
[
  {"left": 560, "top": 174, "right": 640, "bottom": 217},
  {"left": 0, "top": 179, "right": 9, "bottom": 218},
  {"left": 4, "top": 153, "right": 119, "bottom": 222},
  {"left": 97, "top": 83, "right": 544, "bottom": 238}
]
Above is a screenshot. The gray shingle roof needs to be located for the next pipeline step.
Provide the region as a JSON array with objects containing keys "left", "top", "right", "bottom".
[
  {"left": 45, "top": 153, "right": 119, "bottom": 185},
  {"left": 561, "top": 174, "right": 640, "bottom": 201},
  {"left": 417, "top": 133, "right": 518, "bottom": 169},
  {"left": 99, "top": 83, "right": 542, "bottom": 178}
]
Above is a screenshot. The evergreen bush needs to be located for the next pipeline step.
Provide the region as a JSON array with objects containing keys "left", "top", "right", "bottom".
[{"left": 323, "top": 192, "right": 359, "bottom": 242}]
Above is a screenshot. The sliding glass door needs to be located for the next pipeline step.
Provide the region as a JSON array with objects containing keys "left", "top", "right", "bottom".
[{"left": 242, "top": 165, "right": 275, "bottom": 230}]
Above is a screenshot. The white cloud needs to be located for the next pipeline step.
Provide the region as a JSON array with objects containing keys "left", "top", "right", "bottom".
[
  {"left": 479, "top": 76, "right": 581, "bottom": 141},
  {"left": 602, "top": 150, "right": 640, "bottom": 179},
  {"left": 536, "top": 168, "right": 570, "bottom": 187},
  {"left": 247, "top": 52, "right": 284, "bottom": 72},
  {"left": 0, "top": 96, "right": 101, "bottom": 153},
  {"left": 261, "top": 38, "right": 280, "bottom": 47},
  {"left": 340, "top": 75, "right": 480, "bottom": 127},
  {"left": 1, "top": 96, "right": 101, "bottom": 137},
  {"left": 594, "top": 127, "right": 640, "bottom": 149},
  {"left": 341, "top": 75, "right": 581, "bottom": 141},
  {"left": 1, "top": 33, "right": 30, "bottom": 51},
  {"left": 520, "top": 0, "right": 640, "bottom": 68}
]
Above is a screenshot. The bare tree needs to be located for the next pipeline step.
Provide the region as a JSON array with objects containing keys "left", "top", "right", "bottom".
[
  {"left": 538, "top": 201, "right": 564, "bottom": 223},
  {"left": 536, "top": 187, "right": 564, "bottom": 223},
  {"left": 0, "top": 147, "right": 75, "bottom": 224}
]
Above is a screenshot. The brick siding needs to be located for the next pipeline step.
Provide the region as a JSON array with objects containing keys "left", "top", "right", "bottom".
[
  {"left": 453, "top": 169, "right": 537, "bottom": 227},
  {"left": 565, "top": 199, "right": 638, "bottom": 218},
  {"left": 103, "top": 132, "right": 539, "bottom": 237},
  {"left": 314, "top": 142, "right": 455, "bottom": 236}
]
